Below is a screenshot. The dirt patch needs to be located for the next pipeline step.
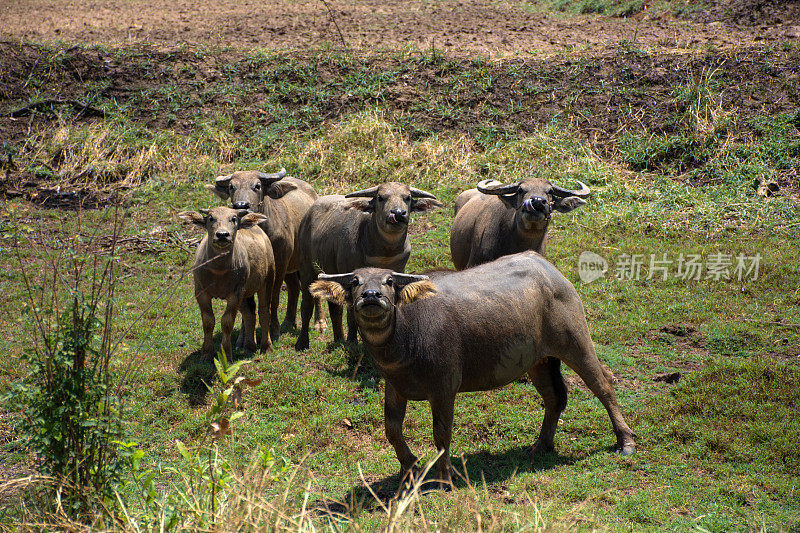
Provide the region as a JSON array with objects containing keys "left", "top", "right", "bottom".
[
  {"left": 645, "top": 322, "right": 710, "bottom": 366},
  {"left": 683, "top": 0, "right": 800, "bottom": 27},
  {"left": 2, "top": 0, "right": 797, "bottom": 57}
]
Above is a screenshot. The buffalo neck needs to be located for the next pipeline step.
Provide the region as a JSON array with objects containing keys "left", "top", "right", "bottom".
[
  {"left": 359, "top": 308, "right": 402, "bottom": 367},
  {"left": 514, "top": 214, "right": 549, "bottom": 255},
  {"left": 364, "top": 215, "right": 409, "bottom": 255},
  {"left": 204, "top": 240, "right": 244, "bottom": 271}
]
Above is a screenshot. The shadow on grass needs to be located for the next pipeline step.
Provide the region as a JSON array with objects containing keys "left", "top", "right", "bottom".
[
  {"left": 323, "top": 340, "right": 382, "bottom": 390},
  {"left": 177, "top": 328, "right": 261, "bottom": 407},
  {"left": 314, "top": 446, "right": 579, "bottom": 515}
]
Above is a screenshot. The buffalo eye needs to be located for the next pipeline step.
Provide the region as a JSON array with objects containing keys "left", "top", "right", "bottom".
[
  {"left": 254, "top": 183, "right": 261, "bottom": 190},
  {"left": 377, "top": 196, "right": 385, "bottom": 203},
  {"left": 230, "top": 216, "right": 237, "bottom": 222},
  {"left": 351, "top": 278, "right": 360, "bottom": 288},
  {"left": 385, "top": 278, "right": 393, "bottom": 287},
  {"left": 403, "top": 196, "right": 411, "bottom": 202}
]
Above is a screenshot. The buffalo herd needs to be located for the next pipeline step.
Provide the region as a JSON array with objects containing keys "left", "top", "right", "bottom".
[{"left": 179, "top": 170, "right": 635, "bottom": 488}]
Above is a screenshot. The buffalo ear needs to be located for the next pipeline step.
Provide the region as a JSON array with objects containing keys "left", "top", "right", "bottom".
[
  {"left": 208, "top": 176, "right": 232, "bottom": 200},
  {"left": 346, "top": 198, "right": 375, "bottom": 213},
  {"left": 178, "top": 211, "right": 206, "bottom": 227},
  {"left": 411, "top": 198, "right": 443, "bottom": 213},
  {"left": 397, "top": 280, "right": 437, "bottom": 306},
  {"left": 239, "top": 212, "right": 267, "bottom": 229},
  {"left": 552, "top": 196, "right": 587, "bottom": 213},
  {"left": 309, "top": 280, "right": 349, "bottom": 306},
  {"left": 266, "top": 180, "right": 298, "bottom": 200}
]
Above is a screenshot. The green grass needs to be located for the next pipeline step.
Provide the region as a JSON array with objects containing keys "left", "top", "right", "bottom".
[{"left": 1, "top": 42, "right": 799, "bottom": 531}]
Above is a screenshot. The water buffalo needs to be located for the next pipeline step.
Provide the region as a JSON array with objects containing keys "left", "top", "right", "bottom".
[
  {"left": 294, "top": 182, "right": 442, "bottom": 350},
  {"left": 207, "top": 169, "right": 321, "bottom": 333},
  {"left": 450, "top": 178, "right": 590, "bottom": 269},
  {"left": 310, "top": 251, "right": 636, "bottom": 487},
  {"left": 179, "top": 207, "right": 276, "bottom": 360}
]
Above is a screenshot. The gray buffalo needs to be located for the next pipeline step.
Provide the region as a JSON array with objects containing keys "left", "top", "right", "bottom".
[
  {"left": 207, "top": 169, "right": 321, "bottom": 333},
  {"left": 310, "top": 251, "right": 636, "bottom": 487},
  {"left": 294, "top": 182, "right": 442, "bottom": 350},
  {"left": 450, "top": 178, "right": 590, "bottom": 269},
  {"left": 179, "top": 207, "right": 276, "bottom": 360}
]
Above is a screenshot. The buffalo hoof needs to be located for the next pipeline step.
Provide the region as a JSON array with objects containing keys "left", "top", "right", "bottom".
[
  {"left": 618, "top": 444, "right": 636, "bottom": 456},
  {"left": 531, "top": 440, "right": 555, "bottom": 457},
  {"left": 295, "top": 338, "right": 309, "bottom": 351}
]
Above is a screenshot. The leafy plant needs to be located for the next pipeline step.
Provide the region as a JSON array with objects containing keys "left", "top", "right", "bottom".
[{"left": 3, "top": 210, "right": 127, "bottom": 517}]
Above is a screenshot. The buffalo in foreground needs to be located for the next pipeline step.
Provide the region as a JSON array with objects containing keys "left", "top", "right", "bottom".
[{"left": 310, "top": 251, "right": 636, "bottom": 487}]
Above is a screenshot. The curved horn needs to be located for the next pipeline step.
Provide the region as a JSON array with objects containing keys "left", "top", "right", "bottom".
[
  {"left": 317, "top": 272, "right": 356, "bottom": 285},
  {"left": 550, "top": 180, "right": 590, "bottom": 198},
  {"left": 390, "top": 272, "right": 430, "bottom": 286},
  {"left": 409, "top": 187, "right": 437, "bottom": 199},
  {"left": 214, "top": 174, "right": 232, "bottom": 185},
  {"left": 345, "top": 185, "right": 381, "bottom": 198},
  {"left": 258, "top": 168, "right": 287, "bottom": 184},
  {"left": 477, "top": 179, "right": 521, "bottom": 196}
]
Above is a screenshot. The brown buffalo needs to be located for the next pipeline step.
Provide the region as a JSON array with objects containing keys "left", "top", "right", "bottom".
[
  {"left": 450, "top": 178, "right": 589, "bottom": 269},
  {"left": 179, "top": 207, "right": 276, "bottom": 360},
  {"left": 310, "top": 251, "right": 636, "bottom": 487},
  {"left": 294, "top": 182, "right": 442, "bottom": 350},
  {"left": 207, "top": 169, "right": 321, "bottom": 333}
]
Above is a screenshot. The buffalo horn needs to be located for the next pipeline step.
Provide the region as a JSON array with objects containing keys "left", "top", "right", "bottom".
[
  {"left": 257, "top": 168, "right": 287, "bottom": 184},
  {"left": 477, "top": 179, "right": 521, "bottom": 195},
  {"left": 409, "top": 187, "right": 437, "bottom": 199},
  {"left": 344, "top": 185, "right": 381, "bottom": 198},
  {"left": 391, "top": 272, "right": 430, "bottom": 286},
  {"left": 318, "top": 272, "right": 356, "bottom": 285},
  {"left": 550, "top": 180, "right": 591, "bottom": 198}
]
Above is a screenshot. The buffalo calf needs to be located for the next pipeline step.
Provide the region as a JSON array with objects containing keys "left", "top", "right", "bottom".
[{"left": 179, "top": 207, "right": 276, "bottom": 360}]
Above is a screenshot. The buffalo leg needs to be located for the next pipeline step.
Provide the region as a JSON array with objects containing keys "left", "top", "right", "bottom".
[
  {"left": 528, "top": 356, "right": 568, "bottom": 455},
  {"left": 197, "top": 292, "right": 215, "bottom": 360},
  {"left": 430, "top": 395, "right": 455, "bottom": 487},
  {"left": 295, "top": 288, "right": 314, "bottom": 351},
  {"left": 346, "top": 305, "right": 358, "bottom": 344},
  {"left": 313, "top": 297, "right": 327, "bottom": 333},
  {"left": 385, "top": 382, "right": 418, "bottom": 479},
  {"left": 238, "top": 296, "right": 257, "bottom": 351},
  {"left": 267, "top": 267, "right": 281, "bottom": 344},
  {"left": 282, "top": 271, "right": 300, "bottom": 330},
  {"left": 261, "top": 275, "right": 275, "bottom": 352},
  {"left": 329, "top": 302, "right": 344, "bottom": 342},
  {"left": 220, "top": 296, "right": 240, "bottom": 361},
  {"left": 563, "top": 344, "right": 636, "bottom": 455}
]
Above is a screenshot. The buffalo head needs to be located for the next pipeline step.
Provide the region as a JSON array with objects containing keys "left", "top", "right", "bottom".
[
  {"left": 179, "top": 206, "right": 267, "bottom": 251},
  {"left": 477, "top": 177, "right": 589, "bottom": 228},
  {"left": 345, "top": 182, "right": 442, "bottom": 237},
  {"left": 310, "top": 268, "right": 436, "bottom": 345},
  {"left": 207, "top": 169, "right": 294, "bottom": 211}
]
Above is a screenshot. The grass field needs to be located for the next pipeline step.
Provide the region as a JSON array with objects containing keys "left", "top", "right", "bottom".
[{"left": 1, "top": 3, "right": 799, "bottom": 529}]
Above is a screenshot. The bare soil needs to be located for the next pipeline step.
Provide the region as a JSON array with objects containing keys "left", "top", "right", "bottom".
[
  {"left": 1, "top": 0, "right": 798, "bottom": 56},
  {"left": 0, "top": 1, "right": 798, "bottom": 205}
]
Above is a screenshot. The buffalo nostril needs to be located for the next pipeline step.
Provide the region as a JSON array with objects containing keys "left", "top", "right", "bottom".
[
  {"left": 362, "top": 290, "right": 381, "bottom": 299},
  {"left": 232, "top": 201, "right": 250, "bottom": 210},
  {"left": 215, "top": 231, "right": 230, "bottom": 240}
]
